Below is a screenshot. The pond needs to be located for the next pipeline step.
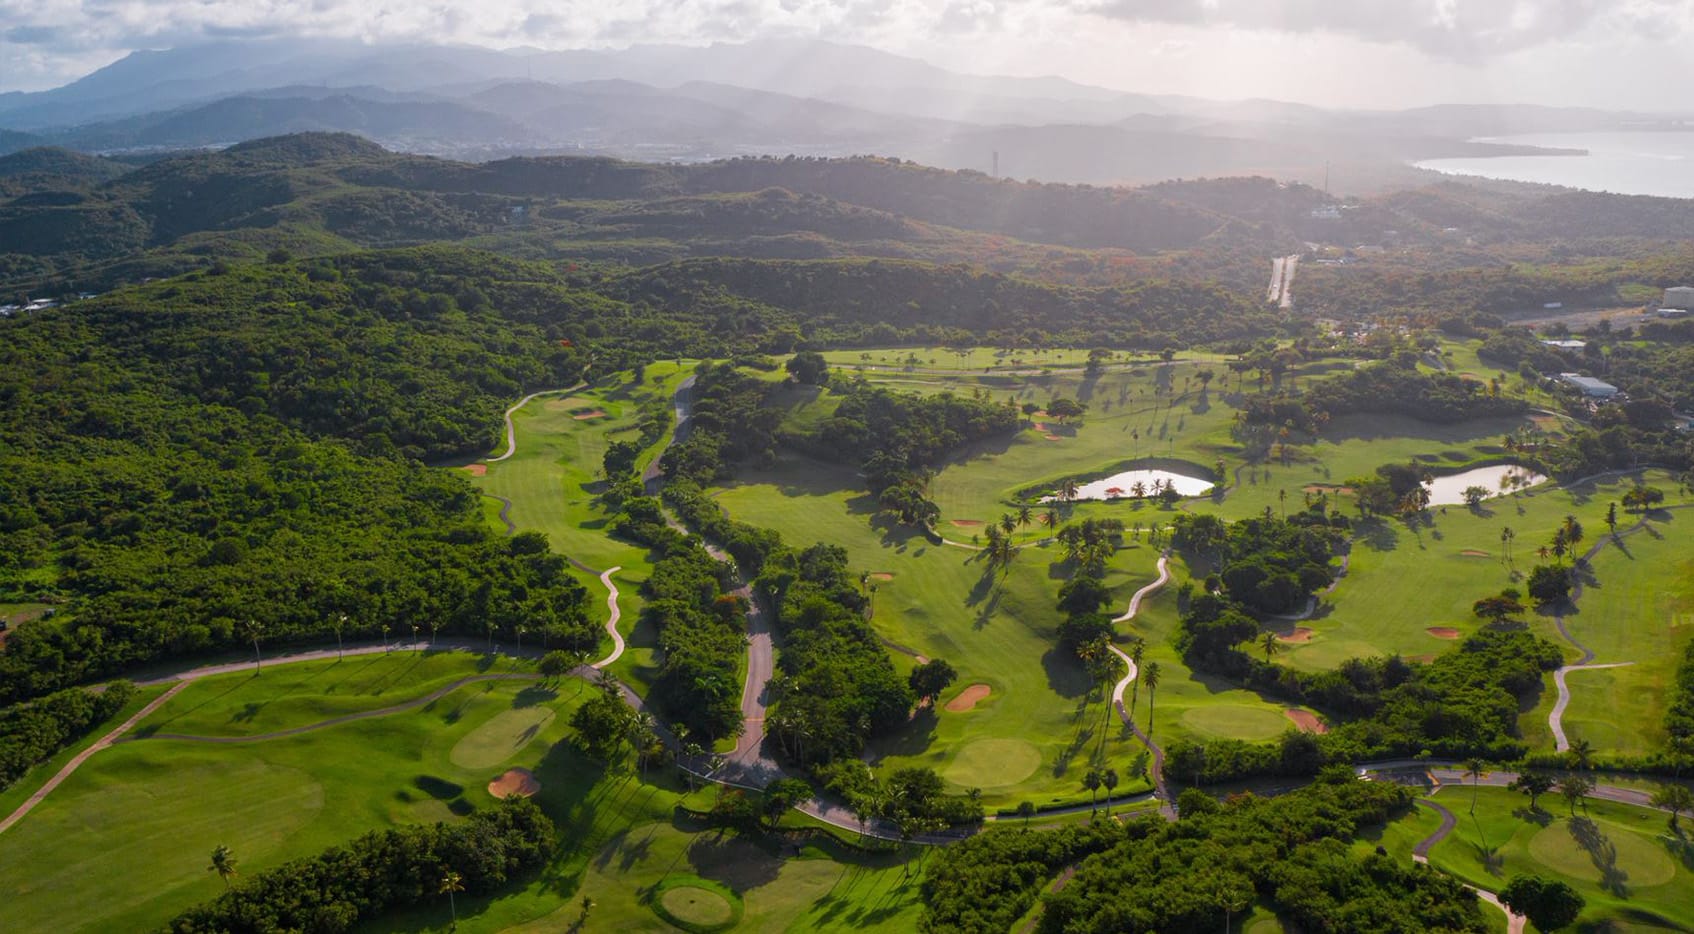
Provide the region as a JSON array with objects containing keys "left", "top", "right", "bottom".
[
  {"left": 1044, "top": 468, "right": 1215, "bottom": 502},
  {"left": 1424, "top": 465, "right": 1547, "bottom": 506}
]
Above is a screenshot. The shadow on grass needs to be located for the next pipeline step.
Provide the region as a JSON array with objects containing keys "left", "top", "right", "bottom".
[
  {"left": 1570, "top": 815, "right": 1631, "bottom": 896},
  {"left": 1041, "top": 648, "right": 1091, "bottom": 700}
]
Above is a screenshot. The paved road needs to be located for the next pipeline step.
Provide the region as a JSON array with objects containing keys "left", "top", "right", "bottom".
[
  {"left": 0, "top": 681, "right": 188, "bottom": 837},
  {"left": 1107, "top": 553, "right": 1175, "bottom": 818},
  {"left": 487, "top": 384, "right": 584, "bottom": 464},
  {"left": 589, "top": 567, "right": 625, "bottom": 669},
  {"left": 1544, "top": 505, "right": 1693, "bottom": 750},
  {"left": 1412, "top": 797, "right": 1526, "bottom": 934}
]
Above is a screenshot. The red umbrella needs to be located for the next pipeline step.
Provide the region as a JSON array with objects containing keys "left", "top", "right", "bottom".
[{"left": 1104, "top": 487, "right": 1125, "bottom": 498}]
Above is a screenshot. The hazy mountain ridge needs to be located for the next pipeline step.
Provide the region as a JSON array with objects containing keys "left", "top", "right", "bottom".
[{"left": 0, "top": 38, "right": 1669, "bottom": 190}]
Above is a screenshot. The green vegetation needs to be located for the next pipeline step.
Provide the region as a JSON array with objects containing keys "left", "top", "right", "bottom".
[
  {"left": 0, "top": 681, "right": 133, "bottom": 789},
  {"left": 164, "top": 796, "right": 554, "bottom": 933}
]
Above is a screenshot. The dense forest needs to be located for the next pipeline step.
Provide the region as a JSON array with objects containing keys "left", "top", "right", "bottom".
[
  {"left": 0, "top": 260, "right": 599, "bottom": 704},
  {"left": 922, "top": 773, "right": 1488, "bottom": 933}
]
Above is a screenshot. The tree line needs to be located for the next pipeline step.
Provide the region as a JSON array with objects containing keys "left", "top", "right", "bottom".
[{"left": 0, "top": 680, "right": 134, "bottom": 789}]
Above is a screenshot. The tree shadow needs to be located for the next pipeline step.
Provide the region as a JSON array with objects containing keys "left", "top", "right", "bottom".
[
  {"left": 1042, "top": 647, "right": 1091, "bottom": 700},
  {"left": 688, "top": 832, "right": 783, "bottom": 890},
  {"left": 1570, "top": 816, "right": 1631, "bottom": 896},
  {"left": 512, "top": 684, "right": 559, "bottom": 708},
  {"left": 863, "top": 707, "right": 940, "bottom": 762},
  {"left": 1513, "top": 805, "right": 1554, "bottom": 827}
]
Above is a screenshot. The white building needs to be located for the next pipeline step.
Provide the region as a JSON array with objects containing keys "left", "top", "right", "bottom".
[{"left": 1559, "top": 373, "right": 1619, "bottom": 398}]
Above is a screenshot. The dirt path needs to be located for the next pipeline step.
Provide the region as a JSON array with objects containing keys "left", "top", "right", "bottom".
[
  {"left": 1412, "top": 797, "right": 1526, "bottom": 934},
  {"left": 1107, "top": 553, "right": 1174, "bottom": 819},
  {"left": 125, "top": 673, "right": 539, "bottom": 744},
  {"left": 487, "top": 384, "right": 584, "bottom": 464},
  {"left": 0, "top": 681, "right": 189, "bottom": 836}
]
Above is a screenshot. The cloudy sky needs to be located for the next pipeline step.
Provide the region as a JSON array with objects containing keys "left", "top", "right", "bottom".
[{"left": 3, "top": 0, "right": 1694, "bottom": 109}]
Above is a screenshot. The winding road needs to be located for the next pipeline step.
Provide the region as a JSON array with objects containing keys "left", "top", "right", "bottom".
[
  {"left": 1543, "top": 504, "right": 1694, "bottom": 751},
  {"left": 1106, "top": 553, "right": 1175, "bottom": 818},
  {"left": 487, "top": 384, "right": 584, "bottom": 464},
  {"left": 1411, "top": 797, "right": 1526, "bottom": 934}
]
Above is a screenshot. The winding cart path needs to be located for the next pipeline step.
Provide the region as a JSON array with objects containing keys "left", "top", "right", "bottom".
[{"left": 1107, "top": 553, "right": 1175, "bottom": 818}]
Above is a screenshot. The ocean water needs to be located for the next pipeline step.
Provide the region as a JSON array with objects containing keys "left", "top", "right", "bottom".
[{"left": 1415, "top": 131, "right": 1694, "bottom": 199}]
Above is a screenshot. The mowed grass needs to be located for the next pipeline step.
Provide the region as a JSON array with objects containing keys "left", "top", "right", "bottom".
[
  {"left": 1417, "top": 787, "right": 1694, "bottom": 932},
  {"left": 467, "top": 363, "right": 694, "bottom": 689},
  {"left": 714, "top": 450, "right": 1302, "bottom": 809},
  {"left": 0, "top": 654, "right": 580, "bottom": 933},
  {"left": 137, "top": 650, "right": 519, "bottom": 737},
  {"left": 1558, "top": 505, "right": 1694, "bottom": 754}
]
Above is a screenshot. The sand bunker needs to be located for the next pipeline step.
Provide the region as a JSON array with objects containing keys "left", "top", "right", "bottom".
[
  {"left": 571, "top": 409, "right": 607, "bottom": 420},
  {"left": 1426, "top": 627, "right": 1462, "bottom": 639},
  {"left": 487, "top": 767, "right": 540, "bottom": 798},
  {"left": 1459, "top": 549, "right": 1490, "bottom": 558},
  {"left": 1303, "top": 484, "right": 1354, "bottom": 495},
  {"left": 1043, "top": 434, "right": 1063, "bottom": 441},
  {"left": 950, "top": 519, "right": 984, "bottom": 528},
  {"left": 461, "top": 463, "right": 488, "bottom": 477},
  {"left": 869, "top": 572, "right": 895, "bottom": 581},
  {"left": 1285, "top": 709, "right": 1328, "bottom": 733},
  {"left": 945, "top": 684, "right": 991, "bottom": 712},
  {"left": 1277, "top": 627, "right": 1315, "bottom": 644}
]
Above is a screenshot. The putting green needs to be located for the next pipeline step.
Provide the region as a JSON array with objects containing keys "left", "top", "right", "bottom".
[
  {"left": 659, "top": 885, "right": 735, "bottom": 926},
  {"left": 1527, "top": 820, "right": 1676, "bottom": 888},
  {"left": 1179, "top": 704, "right": 1291, "bottom": 741},
  {"left": 943, "top": 738, "right": 1041, "bottom": 788},
  {"left": 1283, "top": 639, "right": 1385, "bottom": 672},
  {"left": 448, "top": 705, "right": 556, "bottom": 769}
]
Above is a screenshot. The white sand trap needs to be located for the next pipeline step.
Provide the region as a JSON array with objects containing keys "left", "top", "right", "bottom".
[{"left": 1043, "top": 468, "right": 1213, "bottom": 503}]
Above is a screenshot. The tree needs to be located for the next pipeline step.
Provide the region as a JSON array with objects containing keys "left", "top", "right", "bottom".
[
  {"left": 1464, "top": 757, "right": 1487, "bottom": 815},
  {"left": 1260, "top": 631, "right": 1279, "bottom": 662},
  {"left": 908, "top": 659, "right": 958, "bottom": 707},
  {"left": 1649, "top": 783, "right": 1694, "bottom": 832},
  {"left": 333, "top": 613, "right": 347, "bottom": 661},
  {"left": 1559, "top": 775, "right": 1593, "bottom": 814},
  {"left": 1143, "top": 661, "right": 1162, "bottom": 736},
  {"left": 786, "top": 350, "right": 830, "bottom": 385},
  {"left": 1527, "top": 564, "right": 1573, "bottom": 607},
  {"left": 602, "top": 439, "right": 643, "bottom": 478},
  {"left": 1129, "top": 642, "right": 1146, "bottom": 716},
  {"left": 244, "top": 620, "right": 263, "bottom": 673},
  {"left": 1605, "top": 501, "right": 1618, "bottom": 537},
  {"left": 1462, "top": 485, "right": 1491, "bottom": 509},
  {"left": 1083, "top": 769, "right": 1102, "bottom": 811},
  {"left": 1015, "top": 800, "right": 1036, "bottom": 826},
  {"left": 571, "top": 684, "right": 633, "bottom": 760},
  {"left": 1473, "top": 590, "right": 1525, "bottom": 625},
  {"left": 1567, "top": 738, "right": 1594, "bottom": 772},
  {"left": 439, "top": 869, "right": 465, "bottom": 924},
  {"left": 539, "top": 650, "right": 574, "bottom": 678},
  {"left": 762, "top": 777, "right": 813, "bottom": 828},
  {"left": 1500, "top": 875, "right": 1584, "bottom": 932},
  {"left": 1017, "top": 505, "right": 1032, "bottom": 533},
  {"left": 1058, "top": 478, "right": 1080, "bottom": 502},
  {"left": 208, "top": 845, "right": 238, "bottom": 888},
  {"left": 1101, "top": 768, "right": 1119, "bottom": 814},
  {"left": 1508, "top": 772, "right": 1554, "bottom": 812},
  {"left": 1046, "top": 398, "right": 1087, "bottom": 424}
]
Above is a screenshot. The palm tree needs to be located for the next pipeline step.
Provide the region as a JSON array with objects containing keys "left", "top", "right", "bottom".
[
  {"left": 1143, "top": 661, "right": 1162, "bottom": 736},
  {"left": 1000, "top": 513, "right": 1017, "bottom": 536},
  {"left": 244, "top": 620, "right": 263, "bottom": 673},
  {"left": 1101, "top": 768, "right": 1119, "bottom": 814},
  {"left": 440, "top": 869, "right": 465, "bottom": 923},
  {"left": 486, "top": 619, "right": 498, "bottom": 652},
  {"left": 208, "top": 845, "right": 238, "bottom": 888},
  {"left": 333, "top": 613, "right": 347, "bottom": 660},
  {"left": 411, "top": 623, "right": 420, "bottom": 653},
  {"left": 1059, "top": 478, "right": 1080, "bottom": 503},
  {"left": 1042, "top": 507, "right": 1060, "bottom": 531},
  {"left": 1083, "top": 769, "right": 1102, "bottom": 811},
  {"left": 1569, "top": 738, "right": 1595, "bottom": 771},
  {"left": 1129, "top": 642, "right": 1146, "bottom": 716},
  {"left": 1017, "top": 505, "right": 1033, "bottom": 534},
  {"left": 1464, "top": 757, "right": 1486, "bottom": 815},
  {"left": 1260, "top": 632, "right": 1279, "bottom": 663},
  {"left": 430, "top": 620, "right": 441, "bottom": 646},
  {"left": 515, "top": 624, "right": 526, "bottom": 655}
]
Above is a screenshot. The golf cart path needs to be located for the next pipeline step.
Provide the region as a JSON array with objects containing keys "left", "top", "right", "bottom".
[
  {"left": 1543, "top": 506, "right": 1693, "bottom": 750},
  {"left": 589, "top": 567, "right": 625, "bottom": 669},
  {"left": 0, "top": 680, "right": 189, "bottom": 836},
  {"left": 474, "top": 388, "right": 627, "bottom": 671},
  {"left": 1107, "top": 552, "right": 1174, "bottom": 819},
  {"left": 487, "top": 383, "right": 585, "bottom": 463},
  {"left": 1412, "top": 797, "right": 1526, "bottom": 934}
]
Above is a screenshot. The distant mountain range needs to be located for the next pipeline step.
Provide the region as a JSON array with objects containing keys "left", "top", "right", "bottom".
[{"left": 0, "top": 38, "right": 1685, "bottom": 189}]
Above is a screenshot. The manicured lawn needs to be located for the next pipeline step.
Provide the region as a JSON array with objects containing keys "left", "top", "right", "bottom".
[{"left": 1415, "top": 786, "right": 1694, "bottom": 932}]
